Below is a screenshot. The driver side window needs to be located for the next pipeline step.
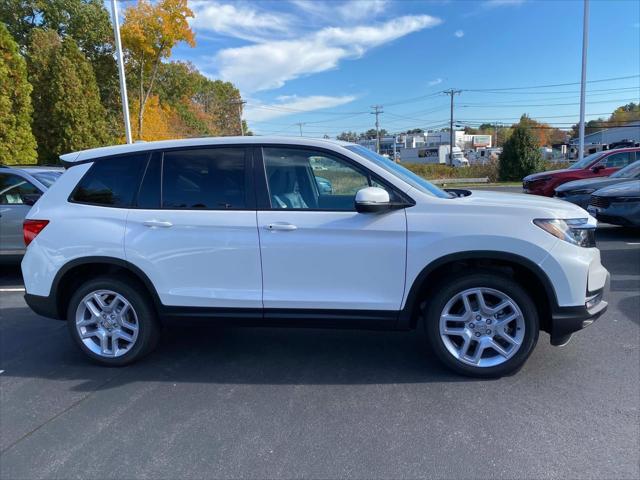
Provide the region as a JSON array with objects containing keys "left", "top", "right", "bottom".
[
  {"left": 601, "top": 152, "right": 633, "bottom": 168},
  {"left": 263, "top": 147, "right": 390, "bottom": 211}
]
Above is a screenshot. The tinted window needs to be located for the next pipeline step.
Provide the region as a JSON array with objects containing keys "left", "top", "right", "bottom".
[
  {"left": 136, "top": 154, "right": 161, "bottom": 208},
  {"left": 263, "top": 147, "right": 395, "bottom": 211},
  {"left": 0, "top": 173, "right": 41, "bottom": 205},
  {"left": 162, "top": 148, "right": 246, "bottom": 209},
  {"left": 71, "top": 154, "right": 148, "bottom": 207},
  {"left": 569, "top": 151, "right": 605, "bottom": 169},
  {"left": 611, "top": 159, "right": 640, "bottom": 178},
  {"left": 32, "top": 171, "right": 62, "bottom": 187}
]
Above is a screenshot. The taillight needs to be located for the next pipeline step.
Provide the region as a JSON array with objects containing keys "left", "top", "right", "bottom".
[{"left": 23, "top": 220, "right": 49, "bottom": 247}]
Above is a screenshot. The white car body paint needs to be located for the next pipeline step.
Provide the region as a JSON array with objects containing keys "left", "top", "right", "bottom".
[{"left": 23, "top": 136, "right": 608, "bottom": 316}]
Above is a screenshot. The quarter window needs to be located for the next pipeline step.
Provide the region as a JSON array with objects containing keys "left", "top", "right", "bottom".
[
  {"left": 0, "top": 173, "right": 40, "bottom": 205},
  {"left": 162, "top": 148, "right": 246, "bottom": 209},
  {"left": 71, "top": 154, "right": 148, "bottom": 207}
]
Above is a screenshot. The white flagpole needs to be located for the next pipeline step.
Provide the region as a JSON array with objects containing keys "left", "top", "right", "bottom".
[{"left": 110, "top": 0, "right": 132, "bottom": 144}]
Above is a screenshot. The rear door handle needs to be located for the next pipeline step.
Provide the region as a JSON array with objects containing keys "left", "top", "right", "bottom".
[
  {"left": 266, "top": 222, "right": 297, "bottom": 231},
  {"left": 143, "top": 220, "right": 173, "bottom": 228}
]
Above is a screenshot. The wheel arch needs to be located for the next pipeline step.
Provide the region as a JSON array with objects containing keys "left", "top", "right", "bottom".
[
  {"left": 399, "top": 251, "right": 559, "bottom": 332},
  {"left": 51, "top": 256, "right": 162, "bottom": 320}
]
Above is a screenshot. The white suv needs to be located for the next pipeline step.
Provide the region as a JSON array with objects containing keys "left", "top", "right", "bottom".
[{"left": 22, "top": 137, "right": 610, "bottom": 377}]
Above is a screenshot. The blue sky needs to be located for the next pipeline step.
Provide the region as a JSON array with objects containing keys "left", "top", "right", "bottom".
[{"left": 167, "top": 0, "right": 640, "bottom": 136}]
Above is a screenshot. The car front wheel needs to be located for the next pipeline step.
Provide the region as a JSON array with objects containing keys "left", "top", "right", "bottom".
[{"left": 423, "top": 272, "right": 539, "bottom": 377}]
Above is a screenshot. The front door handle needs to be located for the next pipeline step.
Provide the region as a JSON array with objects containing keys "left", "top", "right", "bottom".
[
  {"left": 143, "top": 220, "right": 173, "bottom": 228},
  {"left": 266, "top": 222, "right": 297, "bottom": 231}
]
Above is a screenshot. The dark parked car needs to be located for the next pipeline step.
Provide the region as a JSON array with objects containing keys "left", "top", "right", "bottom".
[
  {"left": 555, "top": 160, "right": 640, "bottom": 209},
  {"left": 523, "top": 147, "right": 639, "bottom": 196},
  {"left": 587, "top": 180, "right": 640, "bottom": 227},
  {"left": 0, "top": 164, "right": 63, "bottom": 256}
]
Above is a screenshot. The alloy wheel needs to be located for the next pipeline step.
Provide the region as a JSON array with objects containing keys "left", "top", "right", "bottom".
[
  {"left": 75, "top": 290, "right": 139, "bottom": 358},
  {"left": 439, "top": 287, "right": 525, "bottom": 368}
]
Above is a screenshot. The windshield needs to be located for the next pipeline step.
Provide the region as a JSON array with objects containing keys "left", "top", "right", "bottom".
[
  {"left": 32, "top": 171, "right": 62, "bottom": 188},
  {"left": 569, "top": 151, "right": 605, "bottom": 169},
  {"left": 345, "top": 145, "right": 452, "bottom": 198},
  {"left": 611, "top": 159, "right": 640, "bottom": 178}
]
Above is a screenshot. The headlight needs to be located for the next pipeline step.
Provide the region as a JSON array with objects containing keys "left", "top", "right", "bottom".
[{"left": 533, "top": 218, "right": 596, "bottom": 248}]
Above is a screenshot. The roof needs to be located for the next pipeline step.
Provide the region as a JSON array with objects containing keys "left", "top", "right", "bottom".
[{"left": 59, "top": 136, "right": 355, "bottom": 164}]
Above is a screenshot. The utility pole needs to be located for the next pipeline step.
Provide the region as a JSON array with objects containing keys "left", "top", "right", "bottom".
[
  {"left": 578, "top": 0, "right": 589, "bottom": 162},
  {"left": 444, "top": 89, "right": 461, "bottom": 166},
  {"left": 371, "top": 105, "right": 383, "bottom": 154},
  {"left": 295, "top": 123, "right": 305, "bottom": 137},
  {"left": 110, "top": 0, "right": 132, "bottom": 144},
  {"left": 229, "top": 99, "right": 246, "bottom": 136}
]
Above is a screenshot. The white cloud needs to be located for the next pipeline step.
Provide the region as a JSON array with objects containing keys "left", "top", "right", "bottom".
[
  {"left": 483, "top": 0, "right": 525, "bottom": 7},
  {"left": 190, "top": 1, "right": 295, "bottom": 42},
  {"left": 245, "top": 95, "right": 357, "bottom": 122},
  {"left": 215, "top": 15, "right": 442, "bottom": 93},
  {"left": 291, "top": 0, "right": 388, "bottom": 22},
  {"left": 428, "top": 78, "right": 443, "bottom": 86},
  {"left": 454, "top": 29, "right": 464, "bottom": 38}
]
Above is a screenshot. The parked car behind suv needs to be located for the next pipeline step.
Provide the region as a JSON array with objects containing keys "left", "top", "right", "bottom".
[
  {"left": 555, "top": 159, "right": 640, "bottom": 209},
  {"left": 22, "top": 137, "right": 609, "bottom": 377},
  {"left": 0, "top": 164, "right": 63, "bottom": 256},
  {"left": 587, "top": 180, "right": 640, "bottom": 227},
  {"left": 523, "top": 147, "right": 639, "bottom": 196}
]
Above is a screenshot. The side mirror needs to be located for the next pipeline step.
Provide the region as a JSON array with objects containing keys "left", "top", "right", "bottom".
[
  {"left": 591, "top": 164, "right": 604, "bottom": 173},
  {"left": 355, "top": 187, "right": 391, "bottom": 213}
]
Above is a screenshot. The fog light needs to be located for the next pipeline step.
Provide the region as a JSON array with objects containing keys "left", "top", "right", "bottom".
[{"left": 585, "top": 292, "right": 602, "bottom": 310}]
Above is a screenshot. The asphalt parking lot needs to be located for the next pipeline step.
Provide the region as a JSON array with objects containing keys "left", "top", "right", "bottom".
[{"left": 1, "top": 222, "right": 639, "bottom": 479}]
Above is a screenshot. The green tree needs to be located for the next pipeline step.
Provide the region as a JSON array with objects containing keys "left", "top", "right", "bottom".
[
  {"left": 0, "top": 23, "right": 37, "bottom": 165},
  {"left": 0, "top": 0, "right": 119, "bottom": 125},
  {"left": 28, "top": 29, "right": 109, "bottom": 163},
  {"left": 498, "top": 124, "right": 543, "bottom": 181}
]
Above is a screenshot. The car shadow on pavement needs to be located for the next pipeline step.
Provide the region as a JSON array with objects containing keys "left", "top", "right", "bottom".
[{"left": 0, "top": 309, "right": 479, "bottom": 390}]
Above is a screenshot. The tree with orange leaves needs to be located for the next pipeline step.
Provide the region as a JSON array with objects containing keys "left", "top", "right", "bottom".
[{"left": 121, "top": 0, "right": 195, "bottom": 139}]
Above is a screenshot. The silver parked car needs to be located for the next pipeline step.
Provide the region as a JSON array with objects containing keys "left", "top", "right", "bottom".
[
  {"left": 0, "top": 165, "right": 63, "bottom": 256},
  {"left": 555, "top": 159, "right": 640, "bottom": 209}
]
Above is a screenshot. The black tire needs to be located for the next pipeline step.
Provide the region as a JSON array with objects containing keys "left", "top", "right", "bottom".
[
  {"left": 422, "top": 271, "right": 539, "bottom": 378},
  {"left": 67, "top": 275, "right": 160, "bottom": 366}
]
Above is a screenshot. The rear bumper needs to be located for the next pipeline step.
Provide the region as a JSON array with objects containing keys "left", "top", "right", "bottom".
[
  {"left": 24, "top": 293, "right": 62, "bottom": 320},
  {"left": 549, "top": 272, "right": 610, "bottom": 345}
]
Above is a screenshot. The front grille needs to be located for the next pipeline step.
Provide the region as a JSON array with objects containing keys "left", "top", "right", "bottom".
[{"left": 589, "top": 196, "right": 610, "bottom": 209}]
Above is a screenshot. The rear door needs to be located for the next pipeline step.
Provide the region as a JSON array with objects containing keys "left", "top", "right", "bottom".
[
  {"left": 0, "top": 173, "right": 43, "bottom": 254},
  {"left": 125, "top": 147, "right": 262, "bottom": 310},
  {"left": 256, "top": 146, "right": 407, "bottom": 314}
]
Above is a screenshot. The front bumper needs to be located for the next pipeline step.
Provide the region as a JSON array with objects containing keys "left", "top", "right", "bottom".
[{"left": 549, "top": 272, "right": 610, "bottom": 345}]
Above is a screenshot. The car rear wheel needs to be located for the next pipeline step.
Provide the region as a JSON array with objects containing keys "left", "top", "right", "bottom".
[
  {"left": 423, "top": 271, "right": 539, "bottom": 378},
  {"left": 67, "top": 276, "right": 160, "bottom": 366}
]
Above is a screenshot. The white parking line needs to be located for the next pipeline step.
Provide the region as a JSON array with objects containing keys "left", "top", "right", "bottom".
[{"left": 0, "top": 288, "right": 25, "bottom": 292}]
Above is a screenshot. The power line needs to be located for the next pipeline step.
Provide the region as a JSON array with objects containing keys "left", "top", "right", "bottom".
[{"left": 464, "top": 74, "right": 639, "bottom": 92}]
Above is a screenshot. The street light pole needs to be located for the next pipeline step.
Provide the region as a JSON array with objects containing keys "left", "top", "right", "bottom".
[
  {"left": 110, "top": 0, "right": 132, "bottom": 144},
  {"left": 578, "top": 0, "right": 589, "bottom": 162},
  {"left": 296, "top": 123, "right": 304, "bottom": 137}
]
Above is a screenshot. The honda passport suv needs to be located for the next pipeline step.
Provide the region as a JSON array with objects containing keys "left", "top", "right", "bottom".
[{"left": 22, "top": 137, "right": 610, "bottom": 377}]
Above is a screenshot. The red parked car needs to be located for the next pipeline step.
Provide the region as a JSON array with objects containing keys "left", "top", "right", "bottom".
[{"left": 523, "top": 147, "right": 639, "bottom": 197}]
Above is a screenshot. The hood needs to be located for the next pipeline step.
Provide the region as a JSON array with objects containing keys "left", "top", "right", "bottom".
[
  {"left": 556, "top": 177, "right": 624, "bottom": 193},
  {"left": 523, "top": 169, "right": 570, "bottom": 182},
  {"left": 594, "top": 180, "right": 640, "bottom": 198},
  {"left": 463, "top": 189, "right": 588, "bottom": 218}
]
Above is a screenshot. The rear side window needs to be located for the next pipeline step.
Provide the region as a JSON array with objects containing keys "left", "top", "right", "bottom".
[
  {"left": 71, "top": 154, "right": 148, "bottom": 207},
  {"left": 162, "top": 148, "right": 247, "bottom": 209},
  {"left": 0, "top": 173, "right": 41, "bottom": 205}
]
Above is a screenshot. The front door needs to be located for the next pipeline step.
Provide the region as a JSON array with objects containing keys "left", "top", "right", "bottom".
[
  {"left": 256, "top": 146, "right": 407, "bottom": 314},
  {"left": 125, "top": 147, "right": 262, "bottom": 310}
]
